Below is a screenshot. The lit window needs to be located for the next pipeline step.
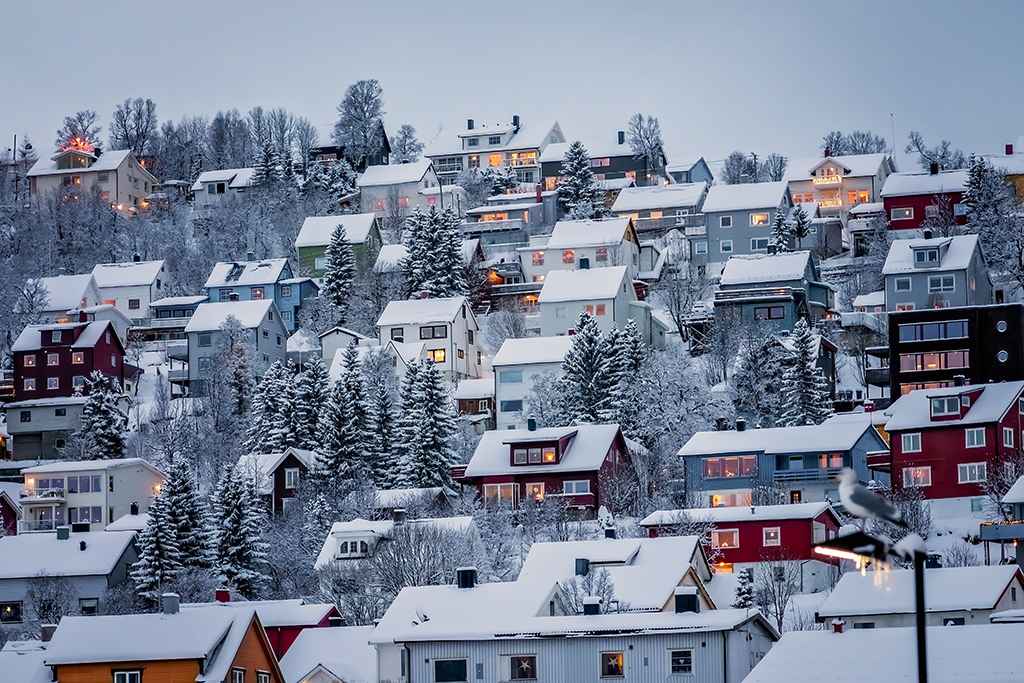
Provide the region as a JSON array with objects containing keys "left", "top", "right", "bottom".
[
  {"left": 749, "top": 212, "right": 770, "bottom": 226},
  {"left": 23, "top": 378, "right": 35, "bottom": 391},
  {"left": 762, "top": 527, "right": 781, "bottom": 546},
  {"left": 47, "top": 353, "right": 59, "bottom": 366},
  {"left": 902, "top": 466, "right": 932, "bottom": 487},
  {"left": 251, "top": 287, "right": 264, "bottom": 299},
  {"left": 891, "top": 207, "right": 913, "bottom": 221},
  {"left": 703, "top": 455, "right": 757, "bottom": 479},
  {"left": 542, "top": 447, "right": 556, "bottom": 463},
  {"left": 532, "top": 251, "right": 544, "bottom": 266},
  {"left": 711, "top": 529, "right": 739, "bottom": 549},
  {"left": 965, "top": 427, "right": 986, "bottom": 448},
  {"left": 23, "top": 355, "right": 36, "bottom": 367},
  {"left": 526, "top": 482, "right": 545, "bottom": 501},
  {"left": 562, "top": 249, "right": 575, "bottom": 264},
  {"left": 601, "top": 652, "right": 625, "bottom": 678},
  {"left": 901, "top": 432, "right": 922, "bottom": 453},
  {"left": 488, "top": 153, "right": 503, "bottom": 167},
  {"left": 958, "top": 462, "right": 987, "bottom": 484},
  {"left": 670, "top": 650, "right": 693, "bottom": 675},
  {"left": 427, "top": 348, "right": 446, "bottom": 363},
  {"left": 510, "top": 654, "right": 537, "bottom": 680},
  {"left": 595, "top": 247, "right": 608, "bottom": 262}
]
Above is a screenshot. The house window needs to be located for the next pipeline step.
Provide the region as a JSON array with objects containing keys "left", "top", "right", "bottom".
[
  {"left": 0, "top": 601, "right": 22, "bottom": 624},
  {"left": 563, "top": 480, "right": 590, "bottom": 494},
  {"left": 23, "top": 354, "right": 36, "bottom": 367},
  {"left": 111, "top": 355, "right": 118, "bottom": 366},
  {"left": 232, "top": 669, "right": 245, "bottom": 683},
  {"left": 257, "top": 674, "right": 271, "bottom": 683},
  {"left": 595, "top": 246, "right": 609, "bottom": 262},
  {"left": 488, "top": 135, "right": 502, "bottom": 145},
  {"left": 513, "top": 447, "right": 528, "bottom": 464},
  {"left": 391, "top": 328, "right": 404, "bottom": 342},
  {"left": 114, "top": 672, "right": 142, "bottom": 683},
  {"left": 467, "top": 137, "right": 479, "bottom": 147},
  {"left": 1005, "top": 427, "right": 1015, "bottom": 447},
  {"left": 251, "top": 287, "right": 265, "bottom": 299},
  {"left": 899, "top": 350, "right": 969, "bottom": 372},
  {"left": 693, "top": 240, "right": 708, "bottom": 255},
  {"left": 47, "top": 353, "right": 59, "bottom": 366},
  {"left": 754, "top": 306, "right": 785, "bottom": 320},
  {"left": 894, "top": 277, "right": 912, "bottom": 292},
  {"left": 72, "top": 351, "right": 84, "bottom": 364},
  {"left": 901, "top": 433, "right": 922, "bottom": 453},
  {"left": 965, "top": 427, "right": 986, "bottom": 448},
  {"left": 915, "top": 248, "right": 939, "bottom": 264},
  {"left": 720, "top": 240, "right": 733, "bottom": 254},
  {"left": 281, "top": 311, "right": 291, "bottom": 322},
  {"left": 670, "top": 649, "right": 694, "bottom": 675},
  {"left": 500, "top": 400, "right": 524, "bottom": 413},
  {"left": 73, "top": 376, "right": 86, "bottom": 388},
  {"left": 434, "top": 658, "right": 468, "bottom": 682},
  {"left": 47, "top": 377, "right": 59, "bottom": 390},
  {"left": 128, "top": 298, "right": 141, "bottom": 310},
  {"left": 198, "top": 333, "right": 212, "bottom": 347},
  {"left": 562, "top": 249, "right": 576, "bottom": 264},
  {"left": 314, "top": 255, "right": 328, "bottom": 270},
  {"left": 750, "top": 212, "right": 770, "bottom": 226},
  {"left": 711, "top": 529, "right": 739, "bottom": 549},
  {"left": 751, "top": 237, "right": 770, "bottom": 251},
  {"left": 526, "top": 482, "right": 545, "bottom": 501},
  {"left": 601, "top": 652, "right": 625, "bottom": 678},
  {"left": 532, "top": 251, "right": 544, "bottom": 266},
  {"left": 510, "top": 654, "right": 537, "bottom": 680},
  {"left": 527, "top": 448, "right": 542, "bottom": 464},
  {"left": 930, "top": 396, "right": 960, "bottom": 417},
  {"left": 928, "top": 275, "right": 955, "bottom": 293},
  {"left": 958, "top": 462, "right": 987, "bottom": 484},
  {"left": 891, "top": 207, "right": 914, "bottom": 220},
  {"left": 55, "top": 407, "right": 67, "bottom": 417},
  {"left": 23, "top": 378, "right": 35, "bottom": 391},
  {"left": 902, "top": 466, "right": 932, "bottom": 487},
  {"left": 702, "top": 455, "right": 757, "bottom": 479},
  {"left": 420, "top": 325, "right": 448, "bottom": 340},
  {"left": 51, "top": 330, "right": 63, "bottom": 343},
  {"left": 285, "top": 468, "right": 300, "bottom": 490},
  {"left": 595, "top": 304, "right": 606, "bottom": 316},
  {"left": 898, "top": 320, "right": 967, "bottom": 342},
  {"left": 763, "top": 527, "right": 781, "bottom": 546},
  {"left": 78, "top": 598, "right": 98, "bottom": 615},
  {"left": 427, "top": 349, "right": 446, "bottom": 363},
  {"left": 500, "top": 370, "right": 523, "bottom": 384}
]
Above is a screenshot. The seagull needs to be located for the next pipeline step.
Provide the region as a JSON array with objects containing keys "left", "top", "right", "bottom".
[{"left": 837, "top": 468, "right": 907, "bottom": 528}]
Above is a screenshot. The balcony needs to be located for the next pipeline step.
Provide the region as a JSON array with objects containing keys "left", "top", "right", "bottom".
[
  {"left": 168, "top": 368, "right": 189, "bottom": 384},
  {"left": 773, "top": 467, "right": 842, "bottom": 483},
  {"left": 20, "top": 488, "right": 65, "bottom": 504},
  {"left": 865, "top": 366, "right": 890, "bottom": 387},
  {"left": 840, "top": 311, "right": 886, "bottom": 334},
  {"left": 812, "top": 175, "right": 843, "bottom": 186},
  {"left": 980, "top": 519, "right": 1024, "bottom": 543},
  {"left": 18, "top": 519, "right": 62, "bottom": 533},
  {"left": 684, "top": 225, "right": 706, "bottom": 237},
  {"left": 132, "top": 317, "right": 191, "bottom": 330},
  {"left": 866, "top": 450, "right": 891, "bottom": 473},
  {"left": 506, "top": 156, "right": 538, "bottom": 168}
]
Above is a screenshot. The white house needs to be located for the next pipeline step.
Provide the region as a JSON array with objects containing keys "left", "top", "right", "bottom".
[
  {"left": 318, "top": 326, "right": 371, "bottom": 368},
  {"left": 91, "top": 260, "right": 167, "bottom": 321},
  {"left": 27, "top": 147, "right": 158, "bottom": 213},
  {"left": 491, "top": 336, "right": 574, "bottom": 429},
  {"left": 278, "top": 625, "right": 376, "bottom": 683},
  {"left": 517, "top": 217, "right": 642, "bottom": 283},
  {"left": 375, "top": 296, "right": 482, "bottom": 382},
  {"left": 357, "top": 160, "right": 441, "bottom": 222},
  {"left": 610, "top": 182, "right": 709, "bottom": 237},
  {"left": 32, "top": 274, "right": 102, "bottom": 323},
  {"left": 314, "top": 515, "right": 477, "bottom": 570},
  {"left": 190, "top": 167, "right": 256, "bottom": 212}
]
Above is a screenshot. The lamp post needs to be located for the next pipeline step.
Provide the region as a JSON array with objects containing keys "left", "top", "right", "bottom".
[{"left": 814, "top": 530, "right": 928, "bottom": 683}]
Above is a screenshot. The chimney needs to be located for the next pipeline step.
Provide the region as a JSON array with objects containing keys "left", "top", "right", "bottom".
[
  {"left": 527, "top": 417, "right": 537, "bottom": 431},
  {"left": 245, "top": 250, "right": 256, "bottom": 261},
  {"left": 160, "top": 593, "right": 180, "bottom": 615},
  {"left": 929, "top": 161, "right": 939, "bottom": 175},
  {"left": 1006, "top": 143, "right": 1015, "bottom": 156},
  {"left": 864, "top": 400, "right": 876, "bottom": 413},
  {"left": 56, "top": 526, "right": 70, "bottom": 540},
  {"left": 953, "top": 374, "right": 966, "bottom": 387},
  {"left": 512, "top": 114, "right": 521, "bottom": 131},
  {"left": 617, "top": 130, "right": 625, "bottom": 145},
  {"left": 79, "top": 540, "right": 87, "bottom": 551},
  {"left": 735, "top": 418, "right": 747, "bottom": 432},
  {"left": 673, "top": 586, "right": 700, "bottom": 614},
  {"left": 823, "top": 146, "right": 832, "bottom": 158},
  {"left": 922, "top": 228, "right": 933, "bottom": 240},
  {"left": 467, "top": 119, "right": 475, "bottom": 131},
  {"left": 392, "top": 508, "right": 407, "bottom": 526},
  {"left": 604, "top": 526, "right": 617, "bottom": 539},
  {"left": 575, "top": 558, "right": 590, "bottom": 576},
  {"left": 228, "top": 292, "right": 240, "bottom": 302},
  {"left": 456, "top": 566, "right": 478, "bottom": 589},
  {"left": 132, "top": 252, "right": 141, "bottom": 263},
  {"left": 40, "top": 624, "right": 58, "bottom": 642},
  {"left": 215, "top": 588, "right": 231, "bottom": 603},
  {"left": 831, "top": 619, "right": 845, "bottom": 634},
  {"left": 130, "top": 501, "right": 139, "bottom": 515},
  {"left": 582, "top": 597, "right": 602, "bottom": 616}
]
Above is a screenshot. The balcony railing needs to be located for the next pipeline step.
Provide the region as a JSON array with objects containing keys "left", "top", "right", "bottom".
[
  {"left": 18, "top": 519, "right": 61, "bottom": 533},
  {"left": 812, "top": 175, "right": 843, "bottom": 186},
  {"left": 980, "top": 519, "right": 1024, "bottom": 542},
  {"left": 506, "top": 156, "right": 538, "bottom": 168},
  {"left": 774, "top": 467, "right": 842, "bottom": 482},
  {"left": 865, "top": 367, "right": 890, "bottom": 387},
  {"left": 168, "top": 369, "right": 189, "bottom": 383},
  {"left": 684, "top": 225, "right": 707, "bottom": 237},
  {"left": 131, "top": 317, "right": 191, "bottom": 329},
  {"left": 20, "top": 488, "right": 65, "bottom": 502},
  {"left": 840, "top": 311, "right": 886, "bottom": 334}
]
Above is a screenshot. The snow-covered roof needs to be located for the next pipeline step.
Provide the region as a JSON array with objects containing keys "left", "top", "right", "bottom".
[
  {"left": 849, "top": 201, "right": 884, "bottom": 216},
  {"left": 464, "top": 424, "right": 621, "bottom": 478},
  {"left": 0, "top": 530, "right": 135, "bottom": 579},
  {"left": 427, "top": 120, "right": 560, "bottom": 157},
  {"left": 492, "top": 335, "right": 574, "bottom": 367},
  {"left": 461, "top": 238, "right": 480, "bottom": 264},
  {"left": 545, "top": 218, "right": 632, "bottom": 249},
  {"left": 0, "top": 647, "right": 49, "bottom": 683},
  {"left": 182, "top": 599, "right": 335, "bottom": 628},
  {"left": 185, "top": 300, "right": 274, "bottom": 333},
  {"left": 376, "top": 296, "right": 467, "bottom": 327},
  {"left": 852, "top": 290, "right": 885, "bottom": 308},
  {"left": 454, "top": 377, "right": 494, "bottom": 400},
  {"left": 745, "top": 623, "right": 1024, "bottom": 683},
  {"left": 1002, "top": 475, "right": 1024, "bottom": 504},
  {"left": 105, "top": 512, "right": 150, "bottom": 531},
  {"left": 189, "top": 167, "right": 255, "bottom": 192},
  {"left": 821, "top": 408, "right": 889, "bottom": 429},
  {"left": 91, "top": 260, "right": 164, "bottom": 288},
  {"left": 538, "top": 265, "right": 628, "bottom": 303},
  {"left": 611, "top": 182, "right": 707, "bottom": 213},
  {"left": 0, "top": 481, "right": 22, "bottom": 512},
  {"left": 374, "top": 243, "right": 408, "bottom": 273},
  {"left": 465, "top": 201, "right": 540, "bottom": 215},
  {"left": 538, "top": 139, "right": 635, "bottom": 164},
  {"left": 295, "top": 213, "right": 377, "bottom": 247},
  {"left": 23, "top": 457, "right": 162, "bottom": 475},
  {"left": 701, "top": 181, "right": 787, "bottom": 213},
  {"left": 881, "top": 234, "right": 979, "bottom": 275},
  {"left": 28, "top": 149, "right": 134, "bottom": 178},
  {"left": 982, "top": 152, "right": 1024, "bottom": 176},
  {"left": 784, "top": 153, "right": 890, "bottom": 182},
  {"left": 4, "top": 396, "right": 89, "bottom": 409},
  {"left": 679, "top": 420, "right": 876, "bottom": 457},
  {"left": 718, "top": 251, "right": 812, "bottom": 286},
  {"left": 11, "top": 321, "right": 101, "bottom": 352},
  {"left": 880, "top": 169, "right": 969, "bottom": 198},
  {"left": 280, "top": 625, "right": 375, "bottom": 683},
  {"left": 236, "top": 449, "right": 317, "bottom": 495},
  {"left": 517, "top": 535, "right": 703, "bottom": 612},
  {"left": 357, "top": 160, "right": 432, "bottom": 187},
  {"left": 666, "top": 156, "right": 703, "bottom": 174},
  {"left": 640, "top": 502, "right": 837, "bottom": 527},
  {"left": 35, "top": 274, "right": 97, "bottom": 311},
  {"left": 287, "top": 328, "right": 320, "bottom": 353},
  {"left": 315, "top": 516, "right": 475, "bottom": 571},
  {"left": 150, "top": 295, "right": 208, "bottom": 307},
  {"left": 204, "top": 258, "right": 289, "bottom": 288},
  {"left": 883, "top": 381, "right": 1024, "bottom": 432},
  {"left": 818, "top": 565, "right": 1021, "bottom": 617},
  {"left": 373, "top": 487, "right": 448, "bottom": 509},
  {"left": 71, "top": 320, "right": 113, "bottom": 349}
]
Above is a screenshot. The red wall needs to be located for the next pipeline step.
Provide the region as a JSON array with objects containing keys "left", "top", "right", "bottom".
[
  {"left": 1, "top": 497, "right": 17, "bottom": 536},
  {"left": 884, "top": 191, "right": 966, "bottom": 231},
  {"left": 263, "top": 609, "right": 338, "bottom": 658},
  {"left": 13, "top": 323, "right": 125, "bottom": 401}
]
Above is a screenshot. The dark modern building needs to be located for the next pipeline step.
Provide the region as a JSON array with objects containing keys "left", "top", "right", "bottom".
[
  {"left": 308, "top": 121, "right": 391, "bottom": 171},
  {"left": 538, "top": 132, "right": 666, "bottom": 190}
]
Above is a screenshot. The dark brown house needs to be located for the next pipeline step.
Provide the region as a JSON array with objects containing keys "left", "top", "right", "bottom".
[
  {"left": 309, "top": 121, "right": 391, "bottom": 172},
  {"left": 237, "top": 447, "right": 317, "bottom": 516}
]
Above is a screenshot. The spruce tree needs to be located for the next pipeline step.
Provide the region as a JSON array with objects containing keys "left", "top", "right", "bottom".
[
  {"left": 318, "top": 345, "right": 372, "bottom": 480},
  {"left": 733, "top": 334, "right": 785, "bottom": 427},
  {"left": 400, "top": 360, "right": 457, "bottom": 488},
  {"left": 778, "top": 318, "right": 834, "bottom": 427},
  {"left": 964, "top": 154, "right": 1014, "bottom": 237},
  {"left": 275, "top": 360, "right": 302, "bottom": 451},
  {"left": 130, "top": 491, "right": 182, "bottom": 602},
  {"left": 322, "top": 223, "right": 355, "bottom": 319},
  {"left": 163, "top": 455, "right": 211, "bottom": 568},
  {"left": 291, "top": 358, "right": 328, "bottom": 451},
  {"left": 244, "top": 361, "right": 288, "bottom": 454},
  {"left": 251, "top": 141, "right": 277, "bottom": 187},
  {"left": 731, "top": 568, "right": 755, "bottom": 609},
  {"left": 489, "top": 165, "right": 519, "bottom": 194},
  {"left": 368, "top": 382, "right": 400, "bottom": 488},
  {"left": 78, "top": 371, "right": 127, "bottom": 459},
  {"left": 424, "top": 208, "right": 469, "bottom": 298},
  {"left": 791, "top": 204, "right": 811, "bottom": 249},
  {"left": 400, "top": 207, "right": 432, "bottom": 296},
  {"left": 220, "top": 316, "right": 254, "bottom": 416},
  {"left": 209, "top": 465, "right": 268, "bottom": 598},
  {"left": 391, "top": 360, "right": 423, "bottom": 487},
  {"left": 557, "top": 312, "right": 618, "bottom": 424},
  {"left": 557, "top": 140, "right": 600, "bottom": 219},
  {"left": 769, "top": 208, "right": 793, "bottom": 253}
]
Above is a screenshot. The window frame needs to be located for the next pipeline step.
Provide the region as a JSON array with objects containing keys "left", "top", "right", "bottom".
[
  {"left": 928, "top": 274, "right": 955, "bottom": 293},
  {"left": 426, "top": 348, "right": 447, "bottom": 364},
  {"left": 433, "top": 657, "right": 469, "bottom": 683},
  {"left": 902, "top": 465, "right": 932, "bottom": 488},
  {"left": 762, "top": 526, "right": 781, "bottom": 547},
  {"left": 563, "top": 479, "right": 591, "bottom": 495},
  {"left": 719, "top": 239, "right": 733, "bottom": 254},
  {"left": 600, "top": 651, "right": 625, "bottom": 678},
  {"left": 113, "top": 672, "right": 143, "bottom": 683},
  {"left": 284, "top": 467, "right": 300, "bottom": 490},
  {"left": 509, "top": 654, "right": 538, "bottom": 681},
  {"left": 668, "top": 648, "right": 694, "bottom": 675},
  {"left": 901, "top": 432, "right": 922, "bottom": 453},
  {"left": 894, "top": 276, "right": 912, "bottom": 292},
  {"left": 1004, "top": 427, "right": 1015, "bottom": 448},
  {"left": 0, "top": 601, "right": 23, "bottom": 624},
  {"left": 891, "top": 207, "right": 914, "bottom": 221},
  {"left": 965, "top": 427, "right": 986, "bottom": 448},
  {"left": 711, "top": 528, "right": 739, "bottom": 549},
  {"left": 957, "top": 462, "right": 987, "bottom": 484},
  {"left": 749, "top": 212, "right": 770, "bottom": 226}
]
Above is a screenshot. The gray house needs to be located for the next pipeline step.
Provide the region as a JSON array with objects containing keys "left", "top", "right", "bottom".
[
  {"left": 694, "top": 181, "right": 791, "bottom": 270},
  {"left": 881, "top": 234, "right": 991, "bottom": 312},
  {"left": 714, "top": 250, "right": 835, "bottom": 328}
]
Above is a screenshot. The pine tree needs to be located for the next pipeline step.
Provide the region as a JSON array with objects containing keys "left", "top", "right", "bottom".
[
  {"left": 778, "top": 318, "right": 834, "bottom": 427},
  {"left": 209, "top": 465, "right": 268, "bottom": 598},
  {"left": 557, "top": 141, "right": 601, "bottom": 219},
  {"left": 368, "top": 382, "right": 400, "bottom": 488},
  {"left": 77, "top": 371, "right": 127, "bottom": 459},
  {"left": 220, "top": 316, "right": 254, "bottom": 416},
  {"left": 318, "top": 345, "right": 372, "bottom": 480},
  {"left": 400, "top": 360, "right": 457, "bottom": 488},
  {"left": 733, "top": 334, "right": 785, "bottom": 427},
  {"left": 391, "top": 360, "right": 423, "bottom": 487},
  {"left": 322, "top": 223, "right": 355, "bottom": 319},
  {"left": 964, "top": 154, "right": 1014, "bottom": 236},
  {"left": 251, "top": 141, "right": 278, "bottom": 187},
  {"left": 425, "top": 208, "right": 469, "bottom": 298},
  {"left": 609, "top": 319, "right": 647, "bottom": 434},
  {"left": 276, "top": 360, "right": 303, "bottom": 450},
  {"left": 731, "top": 568, "right": 755, "bottom": 609},
  {"left": 769, "top": 208, "right": 793, "bottom": 253},
  {"left": 400, "top": 207, "right": 432, "bottom": 295},
  {"left": 489, "top": 166, "right": 519, "bottom": 194},
  {"left": 130, "top": 491, "right": 182, "bottom": 602},
  {"left": 244, "top": 361, "right": 288, "bottom": 454},
  {"left": 163, "top": 455, "right": 211, "bottom": 568},
  {"left": 291, "top": 358, "right": 328, "bottom": 451},
  {"left": 791, "top": 204, "right": 810, "bottom": 249},
  {"left": 557, "top": 312, "right": 618, "bottom": 424}
]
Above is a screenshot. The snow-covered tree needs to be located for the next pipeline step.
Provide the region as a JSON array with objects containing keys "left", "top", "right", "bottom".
[
  {"left": 163, "top": 455, "right": 211, "bottom": 568},
  {"left": 488, "top": 165, "right": 519, "bottom": 194},
  {"left": 55, "top": 110, "right": 101, "bottom": 150},
  {"left": 368, "top": 382, "right": 400, "bottom": 488},
  {"left": 217, "top": 316, "right": 254, "bottom": 416},
  {"left": 557, "top": 141, "right": 601, "bottom": 219},
  {"left": 963, "top": 155, "right": 1024, "bottom": 290},
  {"left": 401, "top": 207, "right": 468, "bottom": 298},
  {"left": 209, "top": 465, "right": 268, "bottom": 598},
  {"left": 77, "top": 371, "right": 127, "bottom": 459},
  {"left": 251, "top": 140, "right": 278, "bottom": 187},
  {"left": 769, "top": 208, "right": 793, "bottom": 252},
  {"left": 276, "top": 360, "right": 302, "bottom": 451},
  {"left": 733, "top": 333, "right": 785, "bottom": 427},
  {"left": 399, "top": 360, "right": 458, "bottom": 488},
  {"left": 130, "top": 491, "right": 182, "bottom": 602},
  {"left": 778, "top": 319, "right": 833, "bottom": 427},
  {"left": 454, "top": 167, "right": 494, "bottom": 208},
  {"left": 626, "top": 113, "right": 665, "bottom": 178},
  {"left": 557, "top": 312, "right": 618, "bottom": 424},
  {"left": 731, "top": 568, "right": 755, "bottom": 609},
  {"left": 791, "top": 204, "right": 810, "bottom": 249},
  {"left": 391, "top": 360, "right": 423, "bottom": 487},
  {"left": 322, "top": 223, "right": 355, "bottom": 319},
  {"left": 318, "top": 345, "right": 372, "bottom": 481},
  {"left": 332, "top": 79, "right": 385, "bottom": 169},
  {"left": 244, "top": 361, "right": 289, "bottom": 454},
  {"left": 905, "top": 131, "right": 967, "bottom": 172},
  {"left": 291, "top": 358, "right": 329, "bottom": 451},
  {"left": 389, "top": 124, "right": 424, "bottom": 163}
]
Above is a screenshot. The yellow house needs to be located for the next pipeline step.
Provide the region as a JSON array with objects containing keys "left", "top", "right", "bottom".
[{"left": 27, "top": 141, "right": 158, "bottom": 213}]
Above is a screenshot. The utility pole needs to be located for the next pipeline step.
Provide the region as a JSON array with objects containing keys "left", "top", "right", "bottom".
[{"left": 890, "top": 113, "right": 897, "bottom": 157}]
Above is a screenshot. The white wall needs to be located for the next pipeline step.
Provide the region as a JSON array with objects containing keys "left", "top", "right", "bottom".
[{"left": 494, "top": 361, "right": 562, "bottom": 429}]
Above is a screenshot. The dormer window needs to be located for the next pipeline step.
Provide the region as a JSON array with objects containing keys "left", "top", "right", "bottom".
[
  {"left": 914, "top": 248, "right": 939, "bottom": 265},
  {"left": 930, "top": 396, "right": 960, "bottom": 417},
  {"left": 513, "top": 448, "right": 527, "bottom": 464},
  {"left": 488, "top": 135, "right": 501, "bottom": 145},
  {"left": 467, "top": 137, "right": 479, "bottom": 147}
]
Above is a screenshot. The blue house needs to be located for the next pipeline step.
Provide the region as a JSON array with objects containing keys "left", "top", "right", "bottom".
[
  {"left": 714, "top": 250, "right": 834, "bottom": 329},
  {"left": 694, "top": 181, "right": 791, "bottom": 268},
  {"left": 678, "top": 416, "right": 889, "bottom": 508},
  {"left": 666, "top": 156, "right": 714, "bottom": 185},
  {"left": 202, "top": 258, "right": 318, "bottom": 333}
]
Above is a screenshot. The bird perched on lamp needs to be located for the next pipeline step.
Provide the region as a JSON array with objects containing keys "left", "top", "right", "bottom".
[{"left": 837, "top": 468, "right": 908, "bottom": 528}]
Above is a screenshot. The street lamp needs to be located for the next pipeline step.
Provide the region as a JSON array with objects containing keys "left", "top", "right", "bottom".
[{"left": 814, "top": 530, "right": 928, "bottom": 683}]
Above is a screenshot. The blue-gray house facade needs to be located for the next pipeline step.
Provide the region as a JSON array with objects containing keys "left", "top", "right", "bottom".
[
  {"left": 202, "top": 258, "right": 319, "bottom": 333},
  {"left": 714, "top": 251, "right": 835, "bottom": 329},
  {"left": 882, "top": 234, "right": 992, "bottom": 313},
  {"left": 691, "top": 181, "right": 792, "bottom": 269}
]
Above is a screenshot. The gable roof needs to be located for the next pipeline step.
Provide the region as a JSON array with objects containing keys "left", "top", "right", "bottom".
[
  {"left": 190, "top": 167, "right": 256, "bottom": 192},
  {"left": 0, "top": 647, "right": 49, "bottom": 683},
  {"left": 184, "top": 300, "right": 274, "bottom": 333},
  {"left": 719, "top": 251, "right": 812, "bottom": 286},
  {"left": 538, "top": 139, "right": 637, "bottom": 164},
  {"left": 204, "top": 258, "right": 290, "bottom": 288},
  {"left": 545, "top": 218, "right": 633, "bottom": 249},
  {"left": 882, "top": 381, "right": 1024, "bottom": 432},
  {"left": 315, "top": 516, "right": 475, "bottom": 571},
  {"left": 492, "top": 335, "right": 575, "bottom": 367},
  {"left": 427, "top": 120, "right": 562, "bottom": 157},
  {"left": 464, "top": 423, "right": 622, "bottom": 477},
  {"left": 357, "top": 160, "right": 432, "bottom": 187},
  {"left": 880, "top": 169, "right": 969, "bottom": 198},
  {"left": 881, "top": 234, "right": 980, "bottom": 275},
  {"left": 0, "top": 530, "right": 136, "bottom": 579},
  {"left": 182, "top": 599, "right": 336, "bottom": 628},
  {"left": 538, "top": 266, "right": 628, "bottom": 303},
  {"left": 453, "top": 377, "right": 494, "bottom": 400},
  {"left": 784, "top": 153, "right": 890, "bottom": 182},
  {"left": 22, "top": 457, "right": 164, "bottom": 476},
  {"left": 34, "top": 274, "right": 97, "bottom": 311},
  {"left": 611, "top": 182, "right": 707, "bottom": 213},
  {"left": 376, "top": 296, "right": 467, "bottom": 327},
  {"left": 279, "top": 625, "right": 376, "bottom": 683},
  {"left": 679, "top": 420, "right": 879, "bottom": 457},
  {"left": 295, "top": 213, "right": 377, "bottom": 247},
  {"left": 640, "top": 501, "right": 839, "bottom": 527},
  {"left": 91, "top": 260, "right": 164, "bottom": 288},
  {"left": 236, "top": 448, "right": 317, "bottom": 495},
  {"left": 818, "top": 565, "right": 1021, "bottom": 617},
  {"left": 27, "top": 149, "right": 135, "bottom": 178},
  {"left": 701, "top": 181, "right": 788, "bottom": 213}
]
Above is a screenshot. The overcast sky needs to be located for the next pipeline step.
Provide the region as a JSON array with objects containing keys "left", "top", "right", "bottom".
[{"left": 2, "top": 0, "right": 1022, "bottom": 169}]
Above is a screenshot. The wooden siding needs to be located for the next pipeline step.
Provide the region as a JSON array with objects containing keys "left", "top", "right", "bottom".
[
  {"left": 229, "top": 616, "right": 285, "bottom": 683},
  {"left": 55, "top": 659, "right": 201, "bottom": 683}
]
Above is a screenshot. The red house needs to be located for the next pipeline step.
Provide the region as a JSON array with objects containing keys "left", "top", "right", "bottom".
[
  {"left": 11, "top": 315, "right": 125, "bottom": 401},
  {"left": 640, "top": 502, "right": 842, "bottom": 590},
  {"left": 880, "top": 166, "right": 969, "bottom": 231},
  {"left": 455, "top": 423, "right": 632, "bottom": 512},
  {"left": 204, "top": 593, "right": 341, "bottom": 659},
  {"left": 0, "top": 482, "right": 21, "bottom": 536},
  {"left": 884, "top": 380, "right": 1024, "bottom": 512}
]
